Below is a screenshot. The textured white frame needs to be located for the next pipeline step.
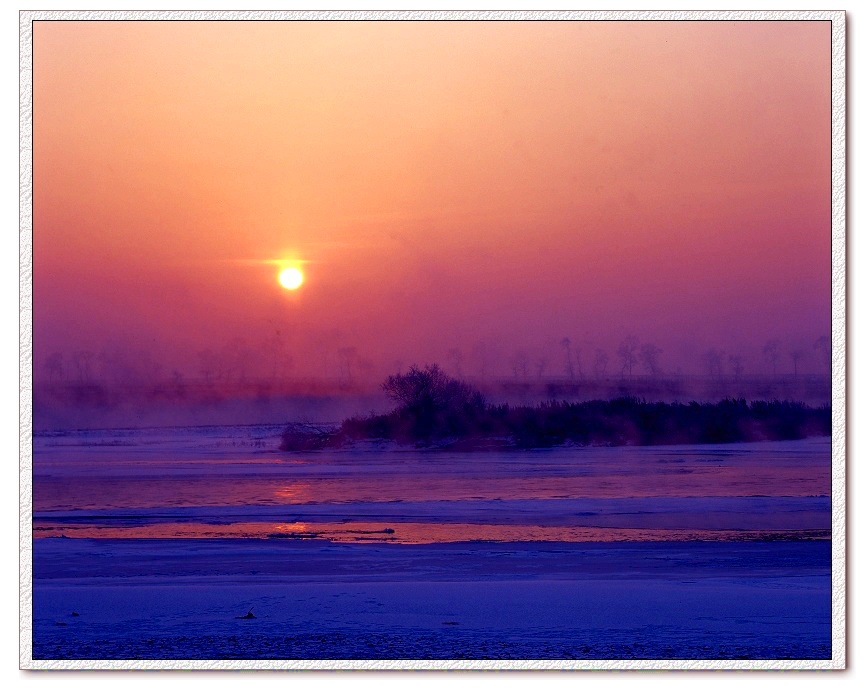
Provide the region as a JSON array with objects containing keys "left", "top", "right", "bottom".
[{"left": 18, "top": 9, "right": 847, "bottom": 671}]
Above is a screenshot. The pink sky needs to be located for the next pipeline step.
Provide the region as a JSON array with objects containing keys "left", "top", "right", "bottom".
[{"left": 33, "top": 20, "right": 831, "bottom": 383}]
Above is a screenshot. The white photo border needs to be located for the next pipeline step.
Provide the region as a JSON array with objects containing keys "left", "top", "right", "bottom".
[{"left": 18, "top": 8, "right": 847, "bottom": 671}]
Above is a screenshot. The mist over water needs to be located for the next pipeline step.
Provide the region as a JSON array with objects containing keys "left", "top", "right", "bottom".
[{"left": 32, "top": 371, "right": 830, "bottom": 432}]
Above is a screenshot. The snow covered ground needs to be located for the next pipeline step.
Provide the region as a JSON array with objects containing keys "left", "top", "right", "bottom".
[
  {"left": 27, "top": 426, "right": 832, "bottom": 663},
  {"left": 33, "top": 539, "right": 830, "bottom": 661}
]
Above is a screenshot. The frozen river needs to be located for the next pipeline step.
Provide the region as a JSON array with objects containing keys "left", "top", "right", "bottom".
[{"left": 29, "top": 425, "right": 832, "bottom": 662}]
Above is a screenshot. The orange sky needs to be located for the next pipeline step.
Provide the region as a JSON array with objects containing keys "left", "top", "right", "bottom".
[{"left": 33, "top": 20, "right": 831, "bottom": 382}]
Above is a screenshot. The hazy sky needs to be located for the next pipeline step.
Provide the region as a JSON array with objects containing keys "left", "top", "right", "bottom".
[{"left": 33, "top": 20, "right": 831, "bottom": 382}]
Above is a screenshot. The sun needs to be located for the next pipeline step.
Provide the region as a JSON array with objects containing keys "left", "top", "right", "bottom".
[{"left": 278, "top": 267, "right": 304, "bottom": 290}]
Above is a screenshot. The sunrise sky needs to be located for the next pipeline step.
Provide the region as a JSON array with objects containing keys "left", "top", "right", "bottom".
[{"left": 32, "top": 19, "right": 831, "bottom": 383}]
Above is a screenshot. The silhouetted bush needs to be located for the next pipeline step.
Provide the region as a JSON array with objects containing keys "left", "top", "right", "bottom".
[{"left": 383, "top": 365, "right": 484, "bottom": 413}]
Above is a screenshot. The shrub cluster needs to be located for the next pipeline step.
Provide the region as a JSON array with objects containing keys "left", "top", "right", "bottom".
[{"left": 280, "top": 365, "right": 831, "bottom": 451}]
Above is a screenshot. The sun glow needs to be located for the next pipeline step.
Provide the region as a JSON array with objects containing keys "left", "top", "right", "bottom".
[{"left": 278, "top": 267, "right": 304, "bottom": 290}]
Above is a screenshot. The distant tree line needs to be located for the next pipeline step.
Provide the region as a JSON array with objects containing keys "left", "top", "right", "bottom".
[{"left": 42, "top": 331, "right": 832, "bottom": 391}]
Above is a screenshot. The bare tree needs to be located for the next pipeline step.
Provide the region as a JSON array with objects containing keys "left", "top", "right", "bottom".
[
  {"left": 265, "top": 331, "right": 293, "bottom": 380},
  {"left": 573, "top": 345, "right": 583, "bottom": 379},
  {"left": 198, "top": 349, "right": 219, "bottom": 383},
  {"left": 312, "top": 330, "right": 340, "bottom": 379},
  {"left": 763, "top": 340, "right": 781, "bottom": 377},
  {"left": 560, "top": 337, "right": 586, "bottom": 379},
  {"left": 356, "top": 355, "right": 375, "bottom": 382},
  {"left": 814, "top": 336, "right": 831, "bottom": 374},
  {"left": 535, "top": 355, "right": 549, "bottom": 380},
  {"left": 789, "top": 349, "right": 806, "bottom": 378},
  {"left": 71, "top": 351, "right": 94, "bottom": 383},
  {"left": 511, "top": 350, "right": 529, "bottom": 380},
  {"left": 729, "top": 355, "right": 744, "bottom": 379},
  {"left": 138, "top": 350, "right": 164, "bottom": 384},
  {"left": 45, "top": 352, "right": 64, "bottom": 383},
  {"left": 638, "top": 343, "right": 662, "bottom": 376},
  {"left": 593, "top": 348, "right": 609, "bottom": 378},
  {"left": 616, "top": 336, "right": 639, "bottom": 377},
  {"left": 561, "top": 338, "right": 575, "bottom": 380},
  {"left": 337, "top": 346, "right": 359, "bottom": 385},
  {"left": 169, "top": 369, "right": 186, "bottom": 398},
  {"left": 471, "top": 340, "right": 491, "bottom": 381},
  {"left": 703, "top": 349, "right": 724, "bottom": 380},
  {"left": 221, "top": 338, "right": 254, "bottom": 383},
  {"left": 446, "top": 348, "right": 464, "bottom": 378}
]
